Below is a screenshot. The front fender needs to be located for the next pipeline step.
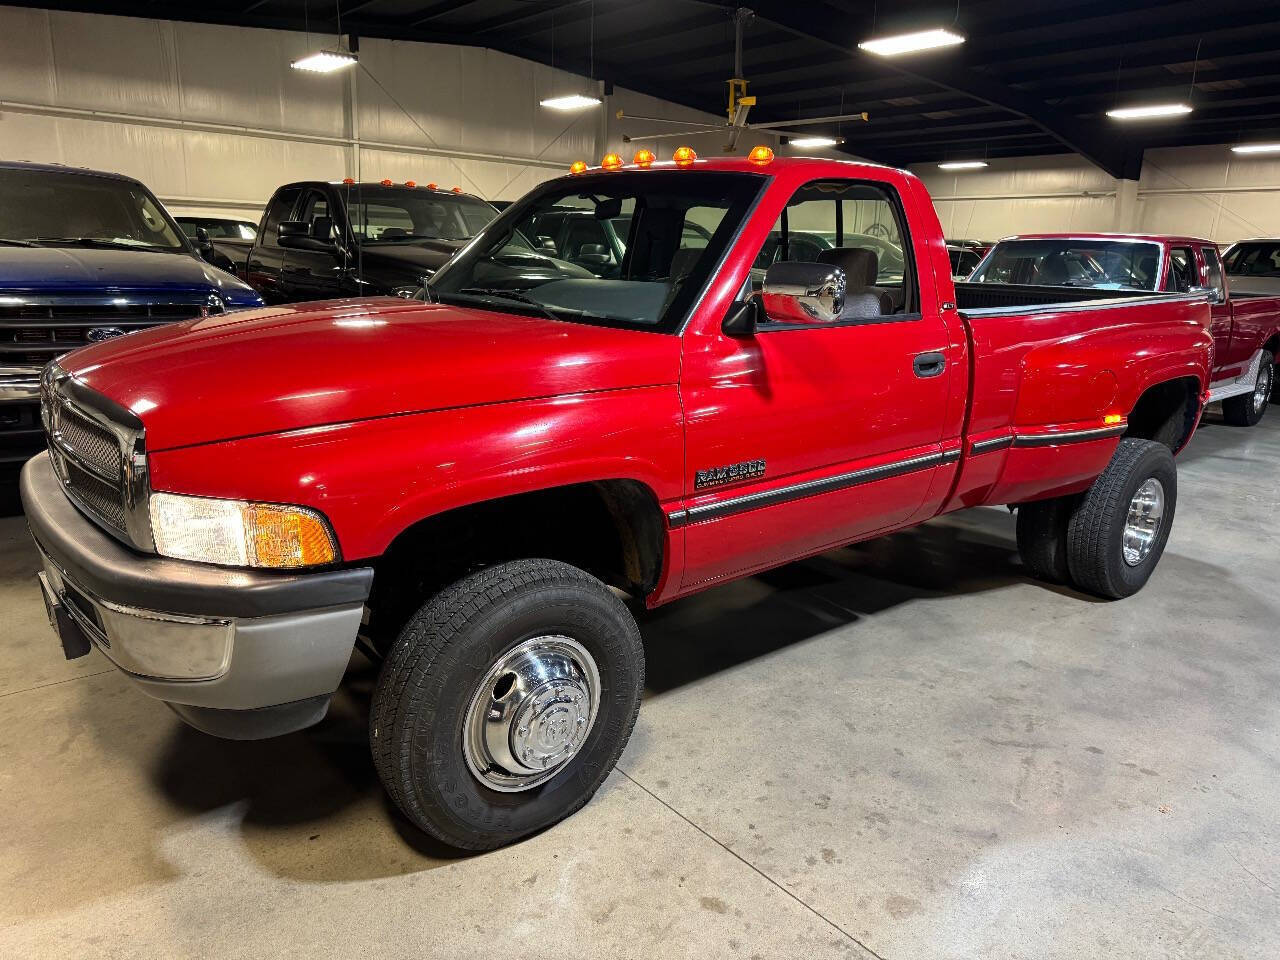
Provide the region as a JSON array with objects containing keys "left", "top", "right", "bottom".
[{"left": 147, "top": 384, "right": 685, "bottom": 561}]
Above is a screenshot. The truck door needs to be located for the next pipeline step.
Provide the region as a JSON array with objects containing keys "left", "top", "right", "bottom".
[
  {"left": 678, "top": 177, "right": 957, "bottom": 590},
  {"left": 281, "top": 187, "right": 350, "bottom": 302},
  {"left": 246, "top": 185, "right": 301, "bottom": 304},
  {"left": 1199, "top": 245, "right": 1238, "bottom": 376}
]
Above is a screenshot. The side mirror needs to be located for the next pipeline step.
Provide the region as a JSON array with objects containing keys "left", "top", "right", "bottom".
[
  {"left": 577, "top": 243, "right": 611, "bottom": 266},
  {"left": 1189, "top": 284, "right": 1224, "bottom": 304},
  {"left": 760, "top": 261, "right": 846, "bottom": 325},
  {"left": 195, "top": 226, "right": 212, "bottom": 246},
  {"left": 722, "top": 298, "right": 762, "bottom": 337},
  {"left": 278, "top": 220, "right": 337, "bottom": 253},
  {"left": 536, "top": 235, "right": 558, "bottom": 252}
]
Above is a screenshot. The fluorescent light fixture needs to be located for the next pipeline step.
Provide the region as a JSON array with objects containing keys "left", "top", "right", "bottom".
[
  {"left": 938, "top": 160, "right": 989, "bottom": 170},
  {"left": 788, "top": 136, "right": 841, "bottom": 148},
  {"left": 1231, "top": 143, "right": 1280, "bottom": 154},
  {"left": 539, "top": 94, "right": 603, "bottom": 111},
  {"left": 1105, "top": 103, "right": 1192, "bottom": 120},
  {"left": 291, "top": 50, "right": 357, "bottom": 73},
  {"left": 858, "top": 27, "right": 965, "bottom": 57}
]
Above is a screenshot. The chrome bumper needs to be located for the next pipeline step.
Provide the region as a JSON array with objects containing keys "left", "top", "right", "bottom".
[
  {"left": 0, "top": 365, "right": 42, "bottom": 402},
  {"left": 21, "top": 452, "right": 375, "bottom": 738}
]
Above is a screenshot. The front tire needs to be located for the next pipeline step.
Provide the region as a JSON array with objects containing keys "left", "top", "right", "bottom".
[
  {"left": 1222, "top": 350, "right": 1274, "bottom": 426},
  {"left": 370, "top": 559, "right": 644, "bottom": 850},
  {"left": 1066, "top": 439, "right": 1177, "bottom": 599}
]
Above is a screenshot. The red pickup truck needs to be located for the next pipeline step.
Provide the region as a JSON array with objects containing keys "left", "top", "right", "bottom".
[
  {"left": 22, "top": 155, "right": 1213, "bottom": 850},
  {"left": 971, "top": 233, "right": 1280, "bottom": 425}
]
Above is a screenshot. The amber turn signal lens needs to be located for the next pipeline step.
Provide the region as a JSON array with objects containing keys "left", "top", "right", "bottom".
[
  {"left": 1104, "top": 413, "right": 1123, "bottom": 425},
  {"left": 601, "top": 152, "right": 623, "bottom": 170},
  {"left": 405, "top": 180, "right": 417, "bottom": 187},
  {"left": 246, "top": 503, "right": 337, "bottom": 568},
  {"left": 569, "top": 160, "right": 589, "bottom": 175},
  {"left": 672, "top": 145, "right": 697, "bottom": 166},
  {"left": 426, "top": 182, "right": 438, "bottom": 189},
  {"left": 380, "top": 178, "right": 393, "bottom": 186},
  {"left": 748, "top": 145, "right": 775, "bottom": 165},
  {"left": 632, "top": 148, "right": 656, "bottom": 167}
]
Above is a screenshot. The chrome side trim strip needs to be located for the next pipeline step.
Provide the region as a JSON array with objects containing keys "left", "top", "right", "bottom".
[
  {"left": 970, "top": 434, "right": 1015, "bottom": 455},
  {"left": 959, "top": 290, "right": 1202, "bottom": 319},
  {"left": 1011, "top": 424, "right": 1127, "bottom": 448},
  {"left": 669, "top": 448, "right": 956, "bottom": 528}
]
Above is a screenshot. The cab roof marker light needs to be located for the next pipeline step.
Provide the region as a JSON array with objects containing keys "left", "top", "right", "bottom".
[
  {"left": 426, "top": 182, "right": 438, "bottom": 189},
  {"left": 569, "top": 161, "right": 589, "bottom": 175},
  {"left": 672, "top": 145, "right": 697, "bottom": 167},
  {"left": 539, "top": 94, "right": 603, "bottom": 111},
  {"left": 291, "top": 50, "right": 358, "bottom": 73},
  {"left": 451, "top": 186, "right": 463, "bottom": 193},
  {"left": 632, "top": 149, "right": 656, "bottom": 167},
  {"left": 1106, "top": 103, "right": 1192, "bottom": 120},
  {"left": 342, "top": 177, "right": 355, "bottom": 185},
  {"left": 405, "top": 180, "right": 416, "bottom": 187},
  {"left": 858, "top": 28, "right": 964, "bottom": 57},
  {"left": 601, "top": 152, "right": 623, "bottom": 171},
  {"left": 380, "top": 179, "right": 393, "bottom": 186},
  {"left": 748, "top": 145, "right": 775, "bottom": 165}
]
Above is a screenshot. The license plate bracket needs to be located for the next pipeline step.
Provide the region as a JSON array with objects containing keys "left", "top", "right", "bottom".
[{"left": 37, "top": 572, "right": 92, "bottom": 661}]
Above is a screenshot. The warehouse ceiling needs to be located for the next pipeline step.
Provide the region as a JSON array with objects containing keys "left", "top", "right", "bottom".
[{"left": 11, "top": 0, "right": 1280, "bottom": 178}]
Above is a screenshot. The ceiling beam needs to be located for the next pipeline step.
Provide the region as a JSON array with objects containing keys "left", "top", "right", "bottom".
[{"left": 731, "top": 0, "right": 1136, "bottom": 178}]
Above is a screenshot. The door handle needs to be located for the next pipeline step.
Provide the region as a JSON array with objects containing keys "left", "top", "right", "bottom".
[{"left": 913, "top": 351, "right": 946, "bottom": 378}]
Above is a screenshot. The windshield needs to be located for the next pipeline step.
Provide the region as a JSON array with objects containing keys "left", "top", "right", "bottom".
[
  {"left": 1222, "top": 241, "right": 1280, "bottom": 277},
  {"left": 346, "top": 186, "right": 497, "bottom": 243},
  {"left": 429, "top": 171, "right": 765, "bottom": 332},
  {"left": 970, "top": 239, "right": 1161, "bottom": 290},
  {"left": 0, "top": 169, "right": 187, "bottom": 251}
]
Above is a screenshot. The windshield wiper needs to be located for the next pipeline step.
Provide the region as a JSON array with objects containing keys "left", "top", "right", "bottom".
[
  {"left": 454, "top": 287, "right": 569, "bottom": 323},
  {"left": 0, "top": 238, "right": 37, "bottom": 247}
]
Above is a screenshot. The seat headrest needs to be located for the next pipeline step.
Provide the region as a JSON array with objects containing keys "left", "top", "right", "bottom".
[{"left": 817, "top": 247, "right": 878, "bottom": 287}]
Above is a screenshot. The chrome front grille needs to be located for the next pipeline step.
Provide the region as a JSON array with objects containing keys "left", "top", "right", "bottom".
[
  {"left": 42, "top": 365, "right": 154, "bottom": 550},
  {"left": 0, "top": 297, "right": 215, "bottom": 366}
]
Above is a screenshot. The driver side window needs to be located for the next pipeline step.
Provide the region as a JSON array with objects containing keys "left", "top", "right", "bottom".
[{"left": 750, "top": 178, "right": 917, "bottom": 319}]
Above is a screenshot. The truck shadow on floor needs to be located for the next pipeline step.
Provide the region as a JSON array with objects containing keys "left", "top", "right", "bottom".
[{"left": 138, "top": 505, "right": 1113, "bottom": 873}]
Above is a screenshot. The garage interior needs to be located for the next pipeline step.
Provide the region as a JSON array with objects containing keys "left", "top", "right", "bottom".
[{"left": 2, "top": 2, "right": 1279, "bottom": 958}]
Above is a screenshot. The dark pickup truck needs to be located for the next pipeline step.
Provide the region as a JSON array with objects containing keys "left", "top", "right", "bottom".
[
  {"left": 0, "top": 161, "right": 262, "bottom": 469},
  {"left": 210, "top": 180, "right": 499, "bottom": 303}
]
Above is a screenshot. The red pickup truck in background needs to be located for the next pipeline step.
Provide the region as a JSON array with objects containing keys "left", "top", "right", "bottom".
[
  {"left": 23, "top": 155, "right": 1213, "bottom": 851},
  {"left": 971, "top": 233, "right": 1280, "bottom": 426}
]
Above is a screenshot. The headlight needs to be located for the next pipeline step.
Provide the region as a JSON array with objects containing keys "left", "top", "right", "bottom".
[{"left": 149, "top": 493, "right": 338, "bottom": 568}]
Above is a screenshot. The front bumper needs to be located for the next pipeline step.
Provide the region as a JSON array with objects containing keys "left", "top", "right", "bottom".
[{"left": 21, "top": 452, "right": 374, "bottom": 739}]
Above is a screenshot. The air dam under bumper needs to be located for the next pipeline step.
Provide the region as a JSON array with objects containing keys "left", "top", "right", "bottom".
[{"left": 20, "top": 452, "right": 374, "bottom": 739}]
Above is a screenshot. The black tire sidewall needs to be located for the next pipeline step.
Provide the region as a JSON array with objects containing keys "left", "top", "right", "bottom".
[
  {"left": 404, "top": 579, "right": 642, "bottom": 845},
  {"left": 1099, "top": 446, "right": 1177, "bottom": 596}
]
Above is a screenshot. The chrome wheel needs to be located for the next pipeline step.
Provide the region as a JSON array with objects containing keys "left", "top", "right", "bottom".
[
  {"left": 1254, "top": 363, "right": 1273, "bottom": 414},
  {"left": 1122, "top": 478, "right": 1165, "bottom": 566},
  {"left": 462, "top": 636, "right": 600, "bottom": 793}
]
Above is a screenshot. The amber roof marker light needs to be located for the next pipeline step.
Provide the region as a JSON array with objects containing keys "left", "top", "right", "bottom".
[
  {"left": 569, "top": 160, "right": 589, "bottom": 175},
  {"left": 748, "top": 145, "right": 775, "bottom": 165},
  {"left": 672, "top": 146, "right": 697, "bottom": 167},
  {"left": 632, "top": 149, "right": 656, "bottom": 168},
  {"left": 601, "top": 152, "right": 624, "bottom": 171}
]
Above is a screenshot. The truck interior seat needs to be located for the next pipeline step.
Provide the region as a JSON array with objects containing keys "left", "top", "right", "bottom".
[{"left": 817, "top": 247, "right": 894, "bottom": 316}]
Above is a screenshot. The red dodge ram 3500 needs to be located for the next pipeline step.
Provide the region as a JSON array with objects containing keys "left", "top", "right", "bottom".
[{"left": 22, "top": 156, "right": 1213, "bottom": 850}]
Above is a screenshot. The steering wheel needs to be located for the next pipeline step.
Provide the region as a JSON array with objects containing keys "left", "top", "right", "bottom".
[{"left": 864, "top": 222, "right": 891, "bottom": 239}]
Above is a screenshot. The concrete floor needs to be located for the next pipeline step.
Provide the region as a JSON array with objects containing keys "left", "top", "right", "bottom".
[{"left": 1, "top": 413, "right": 1277, "bottom": 960}]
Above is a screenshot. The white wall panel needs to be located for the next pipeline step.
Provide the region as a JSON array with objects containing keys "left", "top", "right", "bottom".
[{"left": 0, "top": 6, "right": 729, "bottom": 220}]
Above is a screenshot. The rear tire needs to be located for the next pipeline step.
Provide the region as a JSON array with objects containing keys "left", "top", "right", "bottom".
[
  {"left": 1016, "top": 496, "right": 1077, "bottom": 584},
  {"left": 369, "top": 558, "right": 644, "bottom": 850},
  {"left": 1222, "top": 350, "right": 1273, "bottom": 426},
  {"left": 1066, "top": 439, "right": 1177, "bottom": 599}
]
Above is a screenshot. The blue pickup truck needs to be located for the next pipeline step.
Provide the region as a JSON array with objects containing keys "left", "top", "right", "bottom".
[{"left": 0, "top": 161, "right": 263, "bottom": 468}]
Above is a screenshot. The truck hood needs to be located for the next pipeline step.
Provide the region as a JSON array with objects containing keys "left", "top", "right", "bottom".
[
  {"left": 0, "top": 246, "right": 262, "bottom": 306},
  {"left": 60, "top": 297, "right": 681, "bottom": 451}
]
